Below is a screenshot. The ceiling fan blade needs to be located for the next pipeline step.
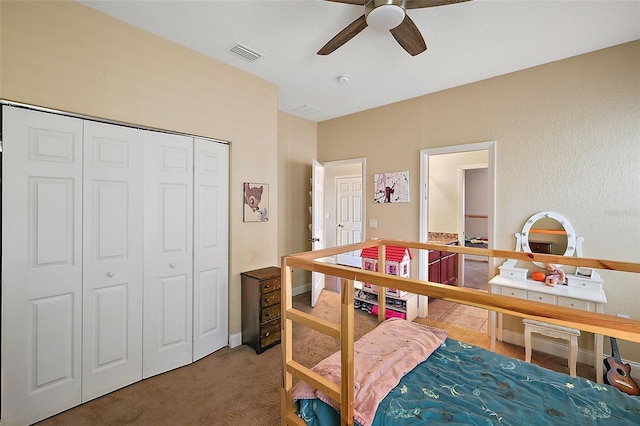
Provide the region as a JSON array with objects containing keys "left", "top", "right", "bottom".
[
  {"left": 390, "top": 15, "right": 427, "bottom": 56},
  {"left": 318, "top": 14, "right": 368, "bottom": 55},
  {"left": 406, "top": 0, "right": 472, "bottom": 9}
]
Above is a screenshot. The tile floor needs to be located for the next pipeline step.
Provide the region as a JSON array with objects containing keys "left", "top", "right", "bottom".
[{"left": 427, "top": 298, "right": 488, "bottom": 333}]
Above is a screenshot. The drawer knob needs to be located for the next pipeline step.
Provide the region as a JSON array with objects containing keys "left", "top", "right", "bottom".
[
  {"left": 170, "top": 263, "right": 176, "bottom": 268},
  {"left": 265, "top": 332, "right": 270, "bottom": 337},
  {"left": 570, "top": 303, "right": 575, "bottom": 307},
  {"left": 265, "top": 285, "right": 270, "bottom": 289},
  {"left": 538, "top": 296, "right": 543, "bottom": 300},
  {"left": 107, "top": 271, "right": 114, "bottom": 277}
]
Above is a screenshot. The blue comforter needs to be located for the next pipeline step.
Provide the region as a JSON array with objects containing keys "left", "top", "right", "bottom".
[{"left": 298, "top": 338, "right": 640, "bottom": 425}]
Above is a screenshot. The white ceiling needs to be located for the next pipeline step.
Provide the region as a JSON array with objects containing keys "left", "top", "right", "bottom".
[{"left": 78, "top": 0, "right": 640, "bottom": 122}]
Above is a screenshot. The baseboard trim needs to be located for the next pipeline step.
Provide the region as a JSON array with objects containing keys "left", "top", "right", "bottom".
[
  {"left": 229, "top": 332, "right": 242, "bottom": 349},
  {"left": 293, "top": 283, "right": 311, "bottom": 296},
  {"left": 501, "top": 329, "right": 640, "bottom": 381}
]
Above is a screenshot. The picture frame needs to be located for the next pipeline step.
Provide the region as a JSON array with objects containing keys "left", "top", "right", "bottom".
[
  {"left": 243, "top": 182, "right": 269, "bottom": 222},
  {"left": 374, "top": 171, "right": 410, "bottom": 203}
]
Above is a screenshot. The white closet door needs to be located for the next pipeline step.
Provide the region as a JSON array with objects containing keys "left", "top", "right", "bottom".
[
  {"left": 143, "top": 131, "right": 194, "bottom": 378},
  {"left": 193, "top": 138, "right": 229, "bottom": 360},
  {"left": 1, "top": 107, "right": 83, "bottom": 425},
  {"left": 82, "top": 121, "right": 144, "bottom": 401}
]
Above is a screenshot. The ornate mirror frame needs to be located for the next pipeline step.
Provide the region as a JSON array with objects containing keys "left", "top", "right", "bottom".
[
  {"left": 521, "top": 211, "right": 580, "bottom": 267},
  {"left": 499, "top": 211, "right": 584, "bottom": 275}
]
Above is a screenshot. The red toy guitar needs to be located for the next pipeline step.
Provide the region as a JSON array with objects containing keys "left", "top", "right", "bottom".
[{"left": 603, "top": 337, "right": 640, "bottom": 396}]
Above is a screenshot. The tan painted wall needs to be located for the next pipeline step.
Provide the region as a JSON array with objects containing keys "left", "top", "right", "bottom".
[
  {"left": 278, "top": 111, "right": 317, "bottom": 288},
  {"left": 318, "top": 41, "right": 640, "bottom": 360},
  {"left": 0, "top": 1, "right": 279, "bottom": 337}
]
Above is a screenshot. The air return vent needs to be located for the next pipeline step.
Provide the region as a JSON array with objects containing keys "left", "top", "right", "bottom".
[
  {"left": 227, "top": 43, "right": 264, "bottom": 62},
  {"left": 291, "top": 105, "right": 320, "bottom": 116}
]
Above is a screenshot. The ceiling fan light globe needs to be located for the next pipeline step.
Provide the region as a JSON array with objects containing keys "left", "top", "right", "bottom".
[{"left": 366, "top": 4, "right": 405, "bottom": 31}]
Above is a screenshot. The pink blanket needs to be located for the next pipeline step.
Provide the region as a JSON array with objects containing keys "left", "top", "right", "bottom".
[{"left": 292, "top": 318, "right": 447, "bottom": 426}]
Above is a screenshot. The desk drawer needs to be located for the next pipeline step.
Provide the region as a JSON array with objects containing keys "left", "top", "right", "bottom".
[
  {"left": 501, "top": 287, "right": 527, "bottom": 299},
  {"left": 558, "top": 297, "right": 594, "bottom": 311},
  {"left": 528, "top": 291, "right": 556, "bottom": 304}
]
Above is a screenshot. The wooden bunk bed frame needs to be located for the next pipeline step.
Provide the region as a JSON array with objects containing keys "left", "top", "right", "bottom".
[{"left": 280, "top": 239, "right": 640, "bottom": 426}]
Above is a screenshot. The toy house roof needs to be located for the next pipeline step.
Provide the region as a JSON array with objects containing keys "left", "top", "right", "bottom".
[{"left": 360, "top": 246, "right": 412, "bottom": 262}]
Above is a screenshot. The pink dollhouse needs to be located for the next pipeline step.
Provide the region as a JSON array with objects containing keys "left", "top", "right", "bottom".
[{"left": 360, "top": 246, "right": 412, "bottom": 296}]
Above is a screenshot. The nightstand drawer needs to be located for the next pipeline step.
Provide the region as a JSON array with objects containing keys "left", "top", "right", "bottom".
[
  {"left": 261, "top": 304, "right": 281, "bottom": 323},
  {"left": 501, "top": 287, "right": 527, "bottom": 299},
  {"left": 261, "top": 318, "right": 281, "bottom": 341},
  {"left": 261, "top": 277, "right": 281, "bottom": 294},
  {"left": 261, "top": 290, "right": 281, "bottom": 308},
  {"left": 261, "top": 330, "right": 281, "bottom": 349},
  {"left": 558, "top": 297, "right": 594, "bottom": 311},
  {"left": 528, "top": 291, "right": 556, "bottom": 304}
]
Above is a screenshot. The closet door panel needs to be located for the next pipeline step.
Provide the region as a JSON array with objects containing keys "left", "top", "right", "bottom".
[
  {"left": 193, "top": 138, "right": 229, "bottom": 361},
  {"left": 143, "top": 132, "right": 193, "bottom": 378},
  {"left": 82, "top": 121, "right": 144, "bottom": 401},
  {"left": 1, "top": 107, "right": 83, "bottom": 425}
]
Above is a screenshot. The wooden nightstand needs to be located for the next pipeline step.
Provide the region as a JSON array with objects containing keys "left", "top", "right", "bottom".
[{"left": 241, "top": 266, "right": 281, "bottom": 354}]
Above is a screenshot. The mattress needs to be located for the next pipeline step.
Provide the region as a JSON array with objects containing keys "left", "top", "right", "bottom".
[{"left": 297, "top": 336, "right": 640, "bottom": 425}]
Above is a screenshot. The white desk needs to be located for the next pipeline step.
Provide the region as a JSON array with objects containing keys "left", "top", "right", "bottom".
[{"left": 488, "top": 275, "right": 607, "bottom": 383}]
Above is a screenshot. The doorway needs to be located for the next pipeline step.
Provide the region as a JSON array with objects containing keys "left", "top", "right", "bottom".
[
  {"left": 310, "top": 158, "right": 365, "bottom": 304},
  {"left": 459, "top": 164, "right": 489, "bottom": 287},
  {"left": 418, "top": 141, "right": 496, "bottom": 316}
]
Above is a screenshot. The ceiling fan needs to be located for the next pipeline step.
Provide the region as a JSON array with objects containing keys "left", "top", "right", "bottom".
[{"left": 318, "top": 0, "right": 472, "bottom": 56}]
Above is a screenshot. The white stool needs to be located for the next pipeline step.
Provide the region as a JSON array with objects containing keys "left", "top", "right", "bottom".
[{"left": 523, "top": 319, "right": 581, "bottom": 378}]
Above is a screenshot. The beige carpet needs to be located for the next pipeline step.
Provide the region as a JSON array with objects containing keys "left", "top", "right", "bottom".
[{"left": 37, "top": 290, "right": 595, "bottom": 426}]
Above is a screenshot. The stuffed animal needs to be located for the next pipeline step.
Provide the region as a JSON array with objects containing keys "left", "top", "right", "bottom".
[{"left": 544, "top": 263, "right": 565, "bottom": 287}]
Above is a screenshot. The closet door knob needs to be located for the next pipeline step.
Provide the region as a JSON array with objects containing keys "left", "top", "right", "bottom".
[
  {"left": 170, "top": 263, "right": 176, "bottom": 268},
  {"left": 107, "top": 271, "right": 114, "bottom": 277}
]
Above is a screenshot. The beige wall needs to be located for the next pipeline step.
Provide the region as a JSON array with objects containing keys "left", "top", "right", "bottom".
[
  {"left": 429, "top": 150, "right": 488, "bottom": 233},
  {"left": 2, "top": 0, "right": 638, "bottom": 362},
  {"left": 0, "top": 1, "right": 280, "bottom": 337},
  {"left": 318, "top": 41, "right": 640, "bottom": 360},
  {"left": 278, "top": 111, "right": 317, "bottom": 288}
]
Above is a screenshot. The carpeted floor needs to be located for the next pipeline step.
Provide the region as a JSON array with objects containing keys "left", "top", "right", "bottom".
[{"left": 36, "top": 290, "right": 596, "bottom": 426}]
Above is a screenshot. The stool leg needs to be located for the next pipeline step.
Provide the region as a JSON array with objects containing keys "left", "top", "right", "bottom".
[
  {"left": 524, "top": 326, "right": 532, "bottom": 363},
  {"left": 569, "top": 336, "right": 578, "bottom": 378}
]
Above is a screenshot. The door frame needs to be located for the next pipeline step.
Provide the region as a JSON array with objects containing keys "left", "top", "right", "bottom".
[
  {"left": 334, "top": 174, "right": 363, "bottom": 267},
  {"left": 310, "top": 157, "right": 366, "bottom": 298},
  {"left": 457, "top": 163, "right": 489, "bottom": 285},
  {"left": 323, "top": 157, "right": 367, "bottom": 255},
  {"left": 418, "top": 141, "right": 496, "bottom": 316}
]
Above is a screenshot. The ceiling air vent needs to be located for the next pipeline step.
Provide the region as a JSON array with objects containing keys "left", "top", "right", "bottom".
[
  {"left": 228, "top": 43, "right": 264, "bottom": 62},
  {"left": 291, "top": 105, "right": 320, "bottom": 116}
]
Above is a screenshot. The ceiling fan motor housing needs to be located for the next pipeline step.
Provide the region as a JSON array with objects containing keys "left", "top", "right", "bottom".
[{"left": 365, "top": 0, "right": 407, "bottom": 30}]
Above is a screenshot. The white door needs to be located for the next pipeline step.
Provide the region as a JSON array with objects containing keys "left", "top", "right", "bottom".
[
  {"left": 143, "top": 131, "right": 194, "bottom": 378},
  {"left": 1, "top": 107, "right": 84, "bottom": 425},
  {"left": 82, "top": 121, "right": 145, "bottom": 401},
  {"left": 193, "top": 138, "right": 229, "bottom": 361},
  {"left": 335, "top": 175, "right": 363, "bottom": 267},
  {"left": 311, "top": 159, "right": 325, "bottom": 307}
]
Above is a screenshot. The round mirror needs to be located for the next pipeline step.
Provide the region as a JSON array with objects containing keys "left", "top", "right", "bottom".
[{"left": 521, "top": 211, "right": 576, "bottom": 268}]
